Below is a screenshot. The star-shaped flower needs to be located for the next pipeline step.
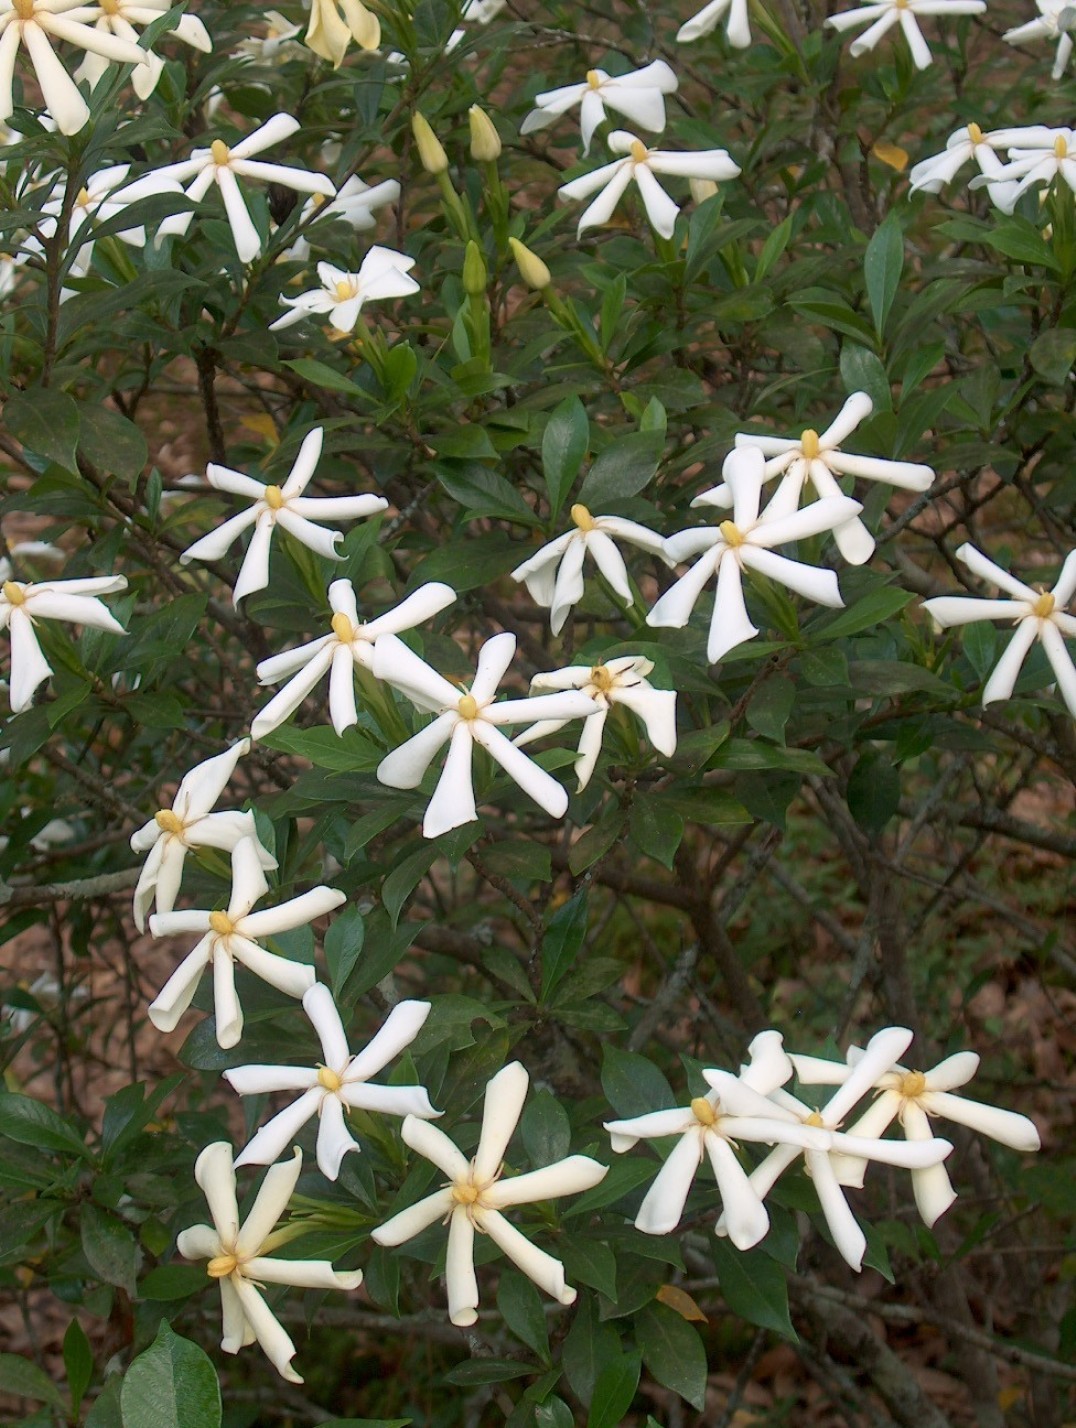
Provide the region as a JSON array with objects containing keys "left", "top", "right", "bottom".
[
  {"left": 520, "top": 61, "right": 679, "bottom": 155},
  {"left": 791, "top": 1041, "right": 1041, "bottom": 1228},
  {"left": 559, "top": 130, "right": 740, "bottom": 239},
  {"left": 236, "top": 9, "right": 303, "bottom": 62},
  {"left": 922, "top": 544, "right": 1076, "bottom": 717},
  {"left": 179, "top": 427, "right": 388, "bottom": 604},
  {"left": 372, "top": 1062, "right": 607, "bottom": 1326},
  {"left": 305, "top": 0, "right": 379, "bottom": 66},
  {"left": 972, "top": 127, "right": 1076, "bottom": 206},
  {"left": 35, "top": 162, "right": 181, "bottom": 287},
  {"left": 270, "top": 248, "right": 419, "bottom": 333},
  {"left": 647, "top": 446, "right": 860, "bottom": 664},
  {"left": 511, "top": 502, "right": 672, "bottom": 635},
  {"left": 74, "top": 0, "right": 211, "bottom": 99},
  {"left": 0, "top": 573, "right": 127, "bottom": 714},
  {"left": 677, "top": 0, "right": 753, "bottom": 47},
  {"left": 252, "top": 579, "right": 456, "bottom": 740},
  {"left": 1004, "top": 0, "right": 1076, "bottom": 78},
  {"left": 0, "top": 0, "right": 147, "bottom": 134},
  {"left": 178, "top": 1143, "right": 362, "bottom": 1383},
  {"left": 130, "top": 738, "right": 276, "bottom": 933},
  {"left": 282, "top": 176, "right": 401, "bottom": 263},
  {"left": 373, "top": 632, "right": 598, "bottom": 837},
  {"left": 225, "top": 984, "right": 439, "bottom": 1180},
  {"left": 148, "top": 837, "right": 344, "bottom": 1048},
  {"left": 826, "top": 0, "right": 986, "bottom": 67},
  {"left": 516, "top": 656, "right": 677, "bottom": 791},
  {"left": 154, "top": 114, "right": 335, "bottom": 262},
  {"left": 908, "top": 122, "right": 1025, "bottom": 211}
]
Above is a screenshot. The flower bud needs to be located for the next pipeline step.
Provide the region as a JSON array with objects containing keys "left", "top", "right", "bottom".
[
  {"left": 463, "top": 240, "right": 488, "bottom": 295},
  {"left": 690, "top": 178, "right": 719, "bottom": 204},
  {"left": 412, "top": 112, "right": 448, "bottom": 174},
  {"left": 508, "top": 236, "right": 551, "bottom": 291},
  {"left": 468, "top": 105, "right": 501, "bottom": 161}
]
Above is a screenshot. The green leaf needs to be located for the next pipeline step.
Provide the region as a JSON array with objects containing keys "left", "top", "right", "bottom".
[
  {"left": 436, "top": 462, "right": 539, "bottom": 525},
  {"left": 120, "top": 1322, "right": 221, "bottom": 1428},
  {"left": 568, "top": 808, "right": 625, "bottom": 874},
  {"left": 577, "top": 431, "right": 664, "bottom": 508},
  {"left": 840, "top": 345, "right": 892, "bottom": 411},
  {"left": 381, "top": 843, "right": 439, "bottom": 928},
  {"left": 635, "top": 1303, "right": 707, "bottom": 1409},
  {"left": 81, "top": 1204, "right": 140, "bottom": 1296},
  {"left": 601, "top": 1046, "right": 673, "bottom": 1119},
  {"left": 138, "top": 1265, "right": 208, "bottom": 1301},
  {"left": 711, "top": 1239, "right": 797, "bottom": 1338},
  {"left": 381, "top": 343, "right": 418, "bottom": 402},
  {"left": 324, "top": 904, "right": 365, "bottom": 998},
  {"left": 745, "top": 676, "right": 795, "bottom": 743},
  {"left": 864, "top": 213, "right": 903, "bottom": 337},
  {"left": 497, "top": 1272, "right": 551, "bottom": 1363},
  {"left": 520, "top": 1090, "right": 571, "bottom": 1168},
  {"left": 586, "top": 1349, "right": 640, "bottom": 1428},
  {"left": 560, "top": 1238, "right": 618, "bottom": 1301},
  {"left": 846, "top": 750, "right": 900, "bottom": 831},
  {"left": 283, "top": 358, "right": 371, "bottom": 399},
  {"left": 5, "top": 389, "right": 81, "bottom": 471},
  {"left": 542, "top": 395, "right": 589, "bottom": 516},
  {"left": 442, "top": 1359, "right": 532, "bottom": 1386},
  {"left": 813, "top": 586, "right": 914, "bottom": 641},
  {"left": 628, "top": 796, "right": 684, "bottom": 869},
  {"left": 540, "top": 890, "right": 588, "bottom": 1003},
  {"left": 64, "top": 1319, "right": 93, "bottom": 1414},
  {"left": 258, "top": 724, "right": 381, "bottom": 772},
  {"left": 563, "top": 1297, "right": 621, "bottom": 1405},
  {"left": 315, "top": 1421, "right": 411, "bottom": 1428},
  {"left": 78, "top": 405, "right": 148, "bottom": 482},
  {"left": 0, "top": 1091, "right": 87, "bottom": 1157},
  {"left": 1029, "top": 328, "right": 1076, "bottom": 385},
  {"left": 0, "top": 1354, "right": 65, "bottom": 1408}
]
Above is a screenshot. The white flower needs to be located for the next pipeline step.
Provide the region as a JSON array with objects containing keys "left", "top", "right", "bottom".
[
  {"left": 270, "top": 248, "right": 418, "bottom": 333},
  {"left": 908, "top": 122, "right": 1024, "bottom": 211},
  {"left": 130, "top": 738, "right": 276, "bottom": 933},
  {"left": 559, "top": 130, "right": 740, "bottom": 239},
  {"left": 511, "top": 502, "right": 672, "bottom": 635},
  {"left": 972, "top": 127, "right": 1076, "bottom": 206},
  {"left": 922, "top": 544, "right": 1076, "bottom": 717},
  {"left": 252, "top": 580, "right": 456, "bottom": 740},
  {"left": 717, "top": 392, "right": 935, "bottom": 565},
  {"left": 372, "top": 1062, "right": 607, "bottom": 1326},
  {"left": 791, "top": 1042, "right": 1041, "bottom": 1228},
  {"left": 0, "top": 0, "right": 147, "bottom": 134},
  {"left": 373, "top": 632, "right": 598, "bottom": 838},
  {"left": 74, "top": 0, "right": 211, "bottom": 99},
  {"left": 281, "top": 175, "right": 401, "bottom": 263},
  {"left": 520, "top": 61, "right": 679, "bottom": 156},
  {"left": 0, "top": 573, "right": 127, "bottom": 714},
  {"left": 647, "top": 446, "right": 860, "bottom": 664},
  {"left": 236, "top": 10, "right": 304, "bottom": 62},
  {"left": 1004, "top": 0, "right": 1076, "bottom": 78},
  {"left": 179, "top": 427, "right": 387, "bottom": 604},
  {"left": 677, "top": 0, "right": 752, "bottom": 47},
  {"left": 148, "top": 837, "right": 344, "bottom": 1048},
  {"left": 178, "top": 1143, "right": 362, "bottom": 1383},
  {"left": 604, "top": 1032, "right": 833, "bottom": 1247},
  {"left": 35, "top": 163, "right": 181, "bottom": 286},
  {"left": 154, "top": 114, "right": 335, "bottom": 263},
  {"left": 462, "top": 0, "right": 505, "bottom": 20},
  {"left": 708, "top": 1028, "right": 953, "bottom": 1270},
  {"left": 516, "top": 656, "right": 677, "bottom": 791},
  {"left": 826, "top": 0, "right": 986, "bottom": 68},
  {"left": 304, "top": 0, "right": 379, "bottom": 67},
  {"left": 225, "top": 985, "right": 438, "bottom": 1180}
]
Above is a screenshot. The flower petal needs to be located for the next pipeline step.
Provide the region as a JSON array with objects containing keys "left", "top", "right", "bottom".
[{"left": 473, "top": 1061, "right": 529, "bottom": 1185}]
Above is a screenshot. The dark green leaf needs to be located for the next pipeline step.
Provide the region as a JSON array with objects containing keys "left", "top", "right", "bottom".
[
  {"left": 563, "top": 1297, "right": 621, "bottom": 1405},
  {"left": 443, "top": 1359, "right": 532, "bottom": 1386},
  {"left": 81, "top": 1205, "right": 139, "bottom": 1296},
  {"left": 540, "top": 890, "right": 588, "bottom": 1003},
  {"left": 6, "top": 389, "right": 80, "bottom": 471},
  {"left": 542, "top": 396, "right": 589, "bottom": 516},
  {"left": 324, "top": 905, "right": 365, "bottom": 998},
  {"left": 78, "top": 405, "right": 147, "bottom": 482},
  {"left": 577, "top": 432, "right": 664, "bottom": 508},
  {"left": 0, "top": 1091, "right": 87, "bottom": 1157},
  {"left": 520, "top": 1090, "right": 571, "bottom": 1168},
  {"left": 1029, "top": 328, "right": 1076, "bottom": 385},
  {"left": 745, "top": 676, "right": 795, "bottom": 742},
  {"left": 711, "top": 1239, "right": 797, "bottom": 1338},
  {"left": 0, "top": 1354, "right": 65, "bottom": 1408},
  {"left": 64, "top": 1319, "right": 93, "bottom": 1413},
  {"left": 601, "top": 1046, "right": 673, "bottom": 1119},
  {"left": 864, "top": 214, "right": 903, "bottom": 336},
  {"left": 813, "top": 586, "right": 914, "bottom": 641},
  {"left": 497, "top": 1272, "right": 551, "bottom": 1363},
  {"left": 120, "top": 1322, "right": 221, "bottom": 1428},
  {"left": 846, "top": 751, "right": 900, "bottom": 831},
  {"left": 586, "top": 1349, "right": 640, "bottom": 1428},
  {"left": 635, "top": 1303, "right": 707, "bottom": 1409}
]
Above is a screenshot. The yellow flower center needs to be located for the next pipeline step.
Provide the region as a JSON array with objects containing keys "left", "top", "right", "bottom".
[
  {"left": 719, "top": 520, "right": 746, "bottom": 548},
  {"left": 457, "top": 694, "right": 479, "bottom": 720},
  {"left": 210, "top": 139, "right": 231, "bottom": 166},
  {"left": 571, "top": 503, "right": 596, "bottom": 532},
  {"left": 76, "top": 187, "right": 91, "bottom": 208},
  {"left": 13, "top": 0, "right": 34, "bottom": 19},
  {"left": 334, "top": 279, "right": 356, "bottom": 302},
  {"left": 899, "top": 1070, "right": 927, "bottom": 1098},
  {"left": 1055, "top": 135, "right": 1069, "bottom": 159},
  {"left": 630, "top": 140, "right": 649, "bottom": 164},
  {"left": 691, "top": 1096, "right": 717, "bottom": 1126},
  {"left": 589, "top": 664, "right": 615, "bottom": 694},
  {"left": 1032, "top": 591, "right": 1056, "bottom": 619},
  {"left": 2, "top": 580, "right": 26, "bottom": 606},
  {"left": 452, "top": 1181, "right": 481, "bottom": 1206},
  {"left": 311, "top": 192, "right": 327, "bottom": 209},
  {"left": 207, "top": 1253, "right": 238, "bottom": 1278},
  {"left": 317, "top": 1066, "right": 343, "bottom": 1092},
  {"left": 263, "top": 484, "right": 285, "bottom": 510},
  {"left": 586, "top": 69, "right": 602, "bottom": 88},
  {"left": 805, "top": 1111, "right": 825, "bottom": 1128},
  {"left": 154, "top": 809, "right": 185, "bottom": 835},
  {"left": 209, "top": 911, "right": 235, "bottom": 936},
  {"left": 800, "top": 428, "right": 820, "bottom": 459},
  {"left": 331, "top": 612, "right": 356, "bottom": 643},
  {"left": 100, "top": 0, "right": 121, "bottom": 14},
  {"left": 967, "top": 122, "right": 984, "bottom": 145}
]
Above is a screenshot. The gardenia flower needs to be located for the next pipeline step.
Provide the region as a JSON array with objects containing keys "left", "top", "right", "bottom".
[
  {"left": 281, "top": 176, "right": 401, "bottom": 263},
  {"left": 0, "top": 0, "right": 147, "bottom": 134},
  {"left": 511, "top": 502, "right": 672, "bottom": 635},
  {"left": 604, "top": 1032, "right": 833, "bottom": 1247},
  {"left": 723, "top": 392, "right": 935, "bottom": 564},
  {"left": 236, "top": 10, "right": 304, "bottom": 62},
  {"left": 922, "top": 544, "right": 1076, "bottom": 717},
  {"left": 252, "top": 580, "right": 456, "bottom": 739},
  {"left": 908, "top": 122, "right": 1025, "bottom": 211},
  {"left": 130, "top": 738, "right": 276, "bottom": 933},
  {"left": 559, "top": 129, "right": 740, "bottom": 239},
  {"left": 708, "top": 1028, "right": 954, "bottom": 1270},
  {"left": 972, "top": 127, "right": 1076, "bottom": 205},
  {"left": 372, "top": 1062, "right": 607, "bottom": 1326},
  {"left": 1004, "top": 0, "right": 1076, "bottom": 78},
  {"left": 178, "top": 1143, "right": 362, "bottom": 1383},
  {"left": 74, "top": 0, "right": 211, "bottom": 99},
  {"left": 35, "top": 163, "right": 181, "bottom": 286},
  {"left": 791, "top": 1042, "right": 1041, "bottom": 1228},
  {"left": 148, "top": 837, "right": 344, "bottom": 1048},
  {"left": 373, "top": 632, "right": 598, "bottom": 838},
  {"left": 305, "top": 0, "right": 379, "bottom": 66},
  {"left": 154, "top": 114, "right": 335, "bottom": 263},
  {"left": 677, "top": 0, "right": 752, "bottom": 47},
  {"left": 0, "top": 573, "right": 127, "bottom": 714},
  {"left": 516, "top": 656, "right": 677, "bottom": 791},
  {"left": 225, "top": 985, "right": 439, "bottom": 1180},
  {"left": 520, "top": 61, "right": 679, "bottom": 156},
  {"left": 270, "top": 248, "right": 418, "bottom": 333},
  {"left": 647, "top": 446, "right": 860, "bottom": 664},
  {"left": 179, "top": 426, "right": 388, "bottom": 605},
  {"left": 825, "top": 0, "right": 986, "bottom": 69}
]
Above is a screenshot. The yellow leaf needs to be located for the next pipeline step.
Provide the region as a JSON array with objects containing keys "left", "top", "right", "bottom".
[
  {"left": 240, "top": 414, "right": 280, "bottom": 447},
  {"left": 656, "top": 1284, "right": 709, "bottom": 1322},
  {"left": 872, "top": 141, "right": 909, "bottom": 172},
  {"left": 998, "top": 1388, "right": 1024, "bottom": 1411}
]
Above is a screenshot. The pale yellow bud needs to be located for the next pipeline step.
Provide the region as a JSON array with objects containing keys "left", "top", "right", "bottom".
[
  {"left": 690, "top": 178, "right": 719, "bottom": 204},
  {"left": 412, "top": 112, "right": 449, "bottom": 175},
  {"left": 468, "top": 105, "right": 501, "bottom": 162},
  {"left": 508, "top": 236, "right": 551, "bottom": 292}
]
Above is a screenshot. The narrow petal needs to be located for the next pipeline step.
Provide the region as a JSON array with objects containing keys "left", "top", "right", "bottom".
[
  {"left": 236, "top": 1147, "right": 304, "bottom": 1257},
  {"left": 810, "top": 1150, "right": 866, "bottom": 1270},
  {"left": 586, "top": 529, "right": 633, "bottom": 602},
  {"left": 422, "top": 722, "right": 477, "bottom": 838},
  {"left": 647, "top": 548, "right": 721, "bottom": 631},
  {"left": 480, "top": 1209, "right": 576, "bottom": 1303},
  {"left": 240, "top": 886, "right": 346, "bottom": 940},
  {"left": 316, "top": 1095, "right": 361, "bottom": 1180},
  {"left": 147, "top": 941, "right": 211, "bottom": 1033},
  {"left": 372, "top": 1187, "right": 455, "bottom": 1246},
  {"left": 824, "top": 1027, "right": 912, "bottom": 1128},
  {"left": 233, "top": 516, "right": 277, "bottom": 604},
  {"left": 231, "top": 1278, "right": 301, "bottom": 1382},
  {"left": 486, "top": 1155, "right": 607, "bottom": 1208},
  {"left": 227, "top": 937, "right": 317, "bottom": 999},
  {"left": 176, "top": 738, "right": 252, "bottom": 821},
  {"left": 242, "top": 1254, "right": 362, "bottom": 1290},
  {"left": 378, "top": 711, "right": 458, "bottom": 790},
  {"left": 982, "top": 621, "right": 1039, "bottom": 705},
  {"left": 1040, "top": 620, "right": 1076, "bottom": 717},
  {"left": 402, "top": 1116, "right": 470, "bottom": 1181},
  {"left": 634, "top": 1130, "right": 703, "bottom": 1234},
  {"left": 740, "top": 547, "right": 844, "bottom": 607},
  {"left": 922, "top": 597, "right": 1022, "bottom": 629},
  {"left": 194, "top": 1142, "right": 241, "bottom": 1244},
  {"left": 902, "top": 1101, "right": 956, "bottom": 1227},
  {"left": 234, "top": 1088, "right": 323, "bottom": 1169},
  {"left": 633, "top": 163, "right": 680, "bottom": 239},
  {"left": 705, "top": 1134, "right": 769, "bottom": 1249},
  {"left": 302, "top": 982, "right": 350, "bottom": 1070},
  {"left": 922, "top": 1091, "right": 1041, "bottom": 1150},
  {"left": 372, "top": 634, "right": 460, "bottom": 712},
  {"left": 956, "top": 542, "right": 1038, "bottom": 601},
  {"left": 470, "top": 632, "right": 517, "bottom": 705},
  {"left": 344, "top": 1000, "right": 431, "bottom": 1082},
  {"left": 708, "top": 554, "right": 759, "bottom": 664},
  {"left": 7, "top": 609, "right": 54, "bottom": 711},
  {"left": 472, "top": 721, "right": 570, "bottom": 819},
  {"left": 446, "top": 1210, "right": 479, "bottom": 1325},
  {"left": 473, "top": 1061, "right": 529, "bottom": 1185},
  {"left": 251, "top": 646, "right": 335, "bottom": 739}
]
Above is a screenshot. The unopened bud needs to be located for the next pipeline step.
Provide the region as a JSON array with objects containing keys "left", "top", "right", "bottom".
[
  {"left": 508, "top": 236, "right": 551, "bottom": 291},
  {"left": 690, "top": 178, "right": 719, "bottom": 204},
  {"left": 412, "top": 112, "right": 448, "bottom": 174},
  {"left": 468, "top": 105, "right": 501, "bottom": 162},
  {"left": 463, "top": 240, "right": 488, "bottom": 295}
]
